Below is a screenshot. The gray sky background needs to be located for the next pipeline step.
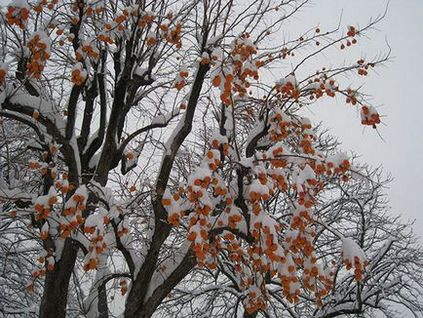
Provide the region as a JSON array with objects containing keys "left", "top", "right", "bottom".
[{"left": 290, "top": 0, "right": 423, "bottom": 238}]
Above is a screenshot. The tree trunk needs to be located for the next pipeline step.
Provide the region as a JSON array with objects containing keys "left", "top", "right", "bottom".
[
  {"left": 124, "top": 239, "right": 196, "bottom": 318},
  {"left": 39, "top": 238, "right": 78, "bottom": 318},
  {"left": 98, "top": 285, "right": 109, "bottom": 318}
]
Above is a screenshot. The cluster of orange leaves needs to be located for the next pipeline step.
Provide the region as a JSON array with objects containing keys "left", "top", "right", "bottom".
[
  {"left": 205, "top": 149, "right": 222, "bottom": 171},
  {"left": 217, "top": 73, "right": 234, "bottom": 105},
  {"left": 60, "top": 191, "right": 86, "bottom": 239},
  {"left": 163, "top": 118, "right": 337, "bottom": 311},
  {"left": 117, "top": 225, "right": 129, "bottom": 238},
  {"left": 80, "top": 43, "right": 99, "bottom": 60},
  {"left": 214, "top": 34, "right": 262, "bottom": 104},
  {"left": 181, "top": 139, "right": 231, "bottom": 267},
  {"left": 114, "top": 11, "right": 128, "bottom": 31},
  {"left": 146, "top": 33, "right": 157, "bottom": 46},
  {"left": 361, "top": 106, "right": 381, "bottom": 127},
  {"left": 357, "top": 58, "right": 375, "bottom": 76},
  {"left": 83, "top": 235, "right": 107, "bottom": 271},
  {"left": 97, "top": 33, "right": 114, "bottom": 45},
  {"left": 83, "top": 212, "right": 114, "bottom": 271},
  {"left": 175, "top": 68, "right": 189, "bottom": 91},
  {"left": 30, "top": 159, "right": 115, "bottom": 273},
  {"left": 162, "top": 22, "right": 182, "bottom": 48},
  {"left": 307, "top": 77, "right": 337, "bottom": 101},
  {"left": 340, "top": 26, "right": 358, "bottom": 50},
  {"left": 84, "top": 4, "right": 104, "bottom": 17},
  {"left": 266, "top": 114, "right": 352, "bottom": 304},
  {"left": 27, "top": 33, "right": 50, "bottom": 79},
  {"left": 345, "top": 88, "right": 358, "bottom": 105},
  {"left": 37, "top": 0, "right": 59, "bottom": 12},
  {"left": 299, "top": 121, "right": 315, "bottom": 155},
  {"left": 269, "top": 113, "right": 291, "bottom": 143},
  {"left": 281, "top": 211, "right": 333, "bottom": 302},
  {"left": 33, "top": 194, "right": 56, "bottom": 221},
  {"left": 138, "top": 12, "right": 155, "bottom": 28},
  {"left": 164, "top": 190, "right": 182, "bottom": 226},
  {"left": 71, "top": 65, "right": 87, "bottom": 86},
  {"left": 6, "top": 4, "right": 29, "bottom": 29},
  {"left": 54, "top": 173, "right": 71, "bottom": 195},
  {"left": 231, "top": 34, "right": 261, "bottom": 98},
  {"left": 244, "top": 287, "right": 267, "bottom": 314},
  {"left": 275, "top": 78, "right": 300, "bottom": 101},
  {"left": 27, "top": 253, "right": 56, "bottom": 292}
]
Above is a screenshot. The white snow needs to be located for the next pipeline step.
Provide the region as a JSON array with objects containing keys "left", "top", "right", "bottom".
[{"left": 341, "top": 237, "right": 366, "bottom": 264}]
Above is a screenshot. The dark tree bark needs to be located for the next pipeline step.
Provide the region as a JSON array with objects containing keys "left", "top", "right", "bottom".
[{"left": 39, "top": 239, "right": 79, "bottom": 318}]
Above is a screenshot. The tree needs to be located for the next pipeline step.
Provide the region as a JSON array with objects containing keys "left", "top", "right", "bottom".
[
  {"left": 0, "top": 0, "right": 421, "bottom": 317},
  {"left": 0, "top": 118, "right": 38, "bottom": 317}
]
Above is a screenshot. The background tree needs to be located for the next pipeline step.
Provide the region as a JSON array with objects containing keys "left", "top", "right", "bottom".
[
  {"left": 0, "top": 118, "right": 41, "bottom": 317},
  {"left": 0, "top": 0, "right": 421, "bottom": 318}
]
